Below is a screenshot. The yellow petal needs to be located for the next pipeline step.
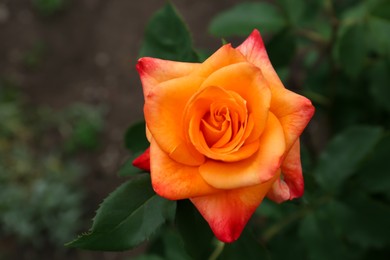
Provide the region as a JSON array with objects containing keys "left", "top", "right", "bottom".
[
  {"left": 192, "top": 44, "right": 247, "bottom": 78},
  {"left": 150, "top": 139, "right": 218, "bottom": 200},
  {"left": 144, "top": 75, "right": 205, "bottom": 166}
]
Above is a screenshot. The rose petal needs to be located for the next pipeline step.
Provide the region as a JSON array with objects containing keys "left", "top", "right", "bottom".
[
  {"left": 144, "top": 75, "right": 206, "bottom": 166},
  {"left": 199, "top": 112, "right": 285, "bottom": 189},
  {"left": 190, "top": 172, "right": 279, "bottom": 243},
  {"left": 270, "top": 90, "right": 314, "bottom": 151},
  {"left": 237, "top": 29, "right": 315, "bottom": 150},
  {"left": 150, "top": 139, "right": 219, "bottom": 200},
  {"left": 192, "top": 44, "right": 247, "bottom": 78},
  {"left": 267, "top": 139, "right": 304, "bottom": 203},
  {"left": 199, "top": 62, "right": 271, "bottom": 143},
  {"left": 146, "top": 125, "right": 152, "bottom": 142},
  {"left": 137, "top": 57, "right": 200, "bottom": 98},
  {"left": 132, "top": 147, "right": 150, "bottom": 171},
  {"left": 185, "top": 86, "right": 257, "bottom": 162}
]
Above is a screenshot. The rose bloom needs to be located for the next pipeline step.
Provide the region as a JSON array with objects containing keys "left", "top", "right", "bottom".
[{"left": 134, "top": 30, "right": 314, "bottom": 243}]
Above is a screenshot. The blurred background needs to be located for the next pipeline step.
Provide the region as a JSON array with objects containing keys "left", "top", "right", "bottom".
[
  {"left": 0, "top": 0, "right": 241, "bottom": 259},
  {"left": 1, "top": 0, "right": 389, "bottom": 259}
]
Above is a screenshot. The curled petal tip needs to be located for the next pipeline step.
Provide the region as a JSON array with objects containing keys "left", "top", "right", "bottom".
[
  {"left": 132, "top": 147, "right": 151, "bottom": 171},
  {"left": 136, "top": 58, "right": 144, "bottom": 73},
  {"left": 136, "top": 57, "right": 152, "bottom": 74}
]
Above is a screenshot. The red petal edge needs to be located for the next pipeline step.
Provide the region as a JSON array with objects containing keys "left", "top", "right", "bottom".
[
  {"left": 267, "top": 140, "right": 304, "bottom": 203},
  {"left": 132, "top": 147, "right": 151, "bottom": 171}
]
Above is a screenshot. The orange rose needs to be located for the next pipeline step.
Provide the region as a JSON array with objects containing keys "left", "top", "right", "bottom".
[{"left": 134, "top": 30, "right": 314, "bottom": 242}]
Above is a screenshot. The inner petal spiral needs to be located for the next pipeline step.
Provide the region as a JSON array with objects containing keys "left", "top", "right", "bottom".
[{"left": 184, "top": 86, "right": 259, "bottom": 162}]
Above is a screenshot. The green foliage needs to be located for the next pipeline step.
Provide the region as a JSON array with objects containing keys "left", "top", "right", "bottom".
[
  {"left": 266, "top": 29, "right": 297, "bottom": 68},
  {"left": 120, "top": 121, "right": 150, "bottom": 177},
  {"left": 209, "top": 2, "right": 285, "bottom": 37},
  {"left": 175, "top": 200, "right": 214, "bottom": 260},
  {"left": 146, "top": 227, "right": 192, "bottom": 260},
  {"left": 276, "top": 0, "right": 306, "bottom": 26},
  {"left": 139, "top": 3, "right": 199, "bottom": 62},
  {"left": 298, "top": 206, "right": 349, "bottom": 260},
  {"left": 125, "top": 121, "right": 149, "bottom": 153},
  {"left": 314, "top": 126, "right": 383, "bottom": 193},
  {"left": 336, "top": 23, "right": 366, "bottom": 78},
  {"left": 117, "top": 156, "right": 144, "bottom": 177},
  {"left": 354, "top": 134, "right": 390, "bottom": 198},
  {"left": 66, "top": 174, "right": 176, "bottom": 251},
  {"left": 342, "top": 194, "right": 390, "bottom": 248},
  {"left": 370, "top": 60, "right": 390, "bottom": 113},
  {"left": 218, "top": 230, "right": 269, "bottom": 260}
]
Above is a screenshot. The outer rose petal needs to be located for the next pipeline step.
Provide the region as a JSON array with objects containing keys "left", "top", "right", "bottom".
[
  {"left": 191, "top": 172, "right": 279, "bottom": 243},
  {"left": 192, "top": 44, "right": 247, "bottom": 78},
  {"left": 137, "top": 57, "right": 200, "bottom": 99},
  {"left": 145, "top": 125, "right": 152, "bottom": 142},
  {"left": 267, "top": 140, "right": 304, "bottom": 203},
  {"left": 199, "top": 112, "right": 285, "bottom": 189},
  {"left": 237, "top": 29, "right": 315, "bottom": 151},
  {"left": 132, "top": 147, "right": 150, "bottom": 171},
  {"left": 150, "top": 139, "right": 219, "bottom": 200}
]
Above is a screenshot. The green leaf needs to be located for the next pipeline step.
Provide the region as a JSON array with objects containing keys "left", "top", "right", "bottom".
[
  {"left": 195, "top": 48, "right": 213, "bottom": 62},
  {"left": 370, "top": 0, "right": 390, "bottom": 20},
  {"left": 175, "top": 200, "right": 214, "bottom": 260},
  {"left": 335, "top": 0, "right": 388, "bottom": 48},
  {"left": 218, "top": 229, "right": 270, "bottom": 260},
  {"left": 117, "top": 156, "right": 144, "bottom": 177},
  {"left": 162, "top": 228, "right": 191, "bottom": 260},
  {"left": 209, "top": 2, "right": 286, "bottom": 37},
  {"left": 256, "top": 199, "right": 284, "bottom": 220},
  {"left": 276, "top": 0, "right": 305, "bottom": 26},
  {"left": 355, "top": 134, "right": 390, "bottom": 198},
  {"left": 266, "top": 29, "right": 296, "bottom": 68},
  {"left": 335, "top": 23, "right": 367, "bottom": 78},
  {"left": 132, "top": 255, "right": 164, "bottom": 260},
  {"left": 66, "top": 175, "right": 176, "bottom": 251},
  {"left": 298, "top": 211, "right": 349, "bottom": 260},
  {"left": 125, "top": 121, "right": 149, "bottom": 153},
  {"left": 367, "top": 17, "right": 390, "bottom": 57},
  {"left": 339, "top": 1, "right": 368, "bottom": 24},
  {"left": 370, "top": 60, "right": 390, "bottom": 113},
  {"left": 314, "top": 126, "right": 383, "bottom": 192},
  {"left": 146, "top": 226, "right": 191, "bottom": 260},
  {"left": 342, "top": 194, "right": 390, "bottom": 248},
  {"left": 139, "top": 3, "right": 198, "bottom": 62}
]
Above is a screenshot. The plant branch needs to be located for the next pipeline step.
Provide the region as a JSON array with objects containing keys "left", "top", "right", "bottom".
[
  {"left": 261, "top": 208, "right": 310, "bottom": 242},
  {"left": 208, "top": 240, "right": 225, "bottom": 260},
  {"left": 295, "top": 29, "right": 328, "bottom": 46},
  {"left": 262, "top": 195, "right": 333, "bottom": 242}
]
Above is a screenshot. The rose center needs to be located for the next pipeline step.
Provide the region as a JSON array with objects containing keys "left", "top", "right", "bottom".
[
  {"left": 201, "top": 103, "right": 241, "bottom": 148},
  {"left": 184, "top": 86, "right": 256, "bottom": 161}
]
